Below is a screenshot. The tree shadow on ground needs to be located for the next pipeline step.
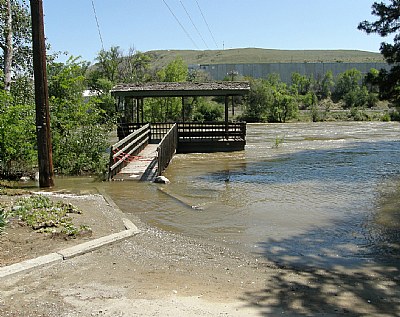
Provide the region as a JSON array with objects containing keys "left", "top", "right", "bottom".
[{"left": 239, "top": 216, "right": 400, "bottom": 316}]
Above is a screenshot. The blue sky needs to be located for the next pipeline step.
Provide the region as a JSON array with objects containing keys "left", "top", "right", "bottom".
[{"left": 42, "top": 0, "right": 386, "bottom": 63}]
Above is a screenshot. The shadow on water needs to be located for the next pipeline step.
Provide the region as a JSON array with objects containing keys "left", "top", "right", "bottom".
[{"left": 195, "top": 140, "right": 400, "bottom": 315}]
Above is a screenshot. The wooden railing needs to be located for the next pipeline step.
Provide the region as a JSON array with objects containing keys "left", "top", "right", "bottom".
[
  {"left": 117, "top": 123, "right": 175, "bottom": 142},
  {"left": 118, "top": 122, "right": 246, "bottom": 142},
  {"left": 112, "top": 122, "right": 246, "bottom": 177},
  {"left": 150, "top": 123, "right": 175, "bottom": 142},
  {"left": 157, "top": 124, "right": 178, "bottom": 176},
  {"left": 177, "top": 122, "right": 246, "bottom": 142},
  {"left": 108, "top": 123, "right": 150, "bottom": 180}
]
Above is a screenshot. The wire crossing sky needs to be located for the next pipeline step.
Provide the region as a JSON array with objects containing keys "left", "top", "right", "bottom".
[
  {"left": 42, "top": 0, "right": 388, "bottom": 63},
  {"left": 162, "top": 0, "right": 199, "bottom": 49},
  {"left": 194, "top": 0, "right": 218, "bottom": 48},
  {"left": 90, "top": 0, "right": 104, "bottom": 50},
  {"left": 180, "top": 0, "right": 209, "bottom": 49}
]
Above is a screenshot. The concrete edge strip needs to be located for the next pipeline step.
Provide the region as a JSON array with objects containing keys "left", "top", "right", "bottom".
[
  {"left": 0, "top": 229, "right": 138, "bottom": 279},
  {"left": 0, "top": 253, "right": 63, "bottom": 279},
  {"left": 122, "top": 218, "right": 140, "bottom": 232},
  {"left": 96, "top": 189, "right": 141, "bottom": 233},
  {"left": 58, "top": 229, "right": 137, "bottom": 260}
]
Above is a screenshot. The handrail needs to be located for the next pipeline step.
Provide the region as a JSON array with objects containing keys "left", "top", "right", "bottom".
[
  {"left": 177, "top": 122, "right": 246, "bottom": 141},
  {"left": 157, "top": 123, "right": 178, "bottom": 176},
  {"left": 108, "top": 123, "right": 150, "bottom": 180},
  {"left": 118, "top": 122, "right": 246, "bottom": 141},
  {"left": 112, "top": 121, "right": 246, "bottom": 178}
]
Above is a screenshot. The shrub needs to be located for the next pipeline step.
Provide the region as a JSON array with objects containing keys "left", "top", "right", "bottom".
[
  {"left": 193, "top": 102, "right": 223, "bottom": 122},
  {"left": 10, "top": 195, "right": 90, "bottom": 237},
  {"left": 381, "top": 112, "right": 391, "bottom": 122}
]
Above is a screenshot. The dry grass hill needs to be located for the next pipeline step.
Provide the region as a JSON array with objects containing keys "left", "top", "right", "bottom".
[{"left": 146, "top": 48, "right": 384, "bottom": 68}]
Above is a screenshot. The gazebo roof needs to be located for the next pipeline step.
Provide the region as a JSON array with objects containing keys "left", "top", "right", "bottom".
[{"left": 111, "top": 81, "right": 250, "bottom": 98}]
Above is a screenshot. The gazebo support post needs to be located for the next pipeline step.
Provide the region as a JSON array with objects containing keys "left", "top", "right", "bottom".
[
  {"left": 225, "top": 95, "right": 229, "bottom": 139},
  {"left": 136, "top": 98, "right": 140, "bottom": 123},
  {"left": 140, "top": 98, "right": 144, "bottom": 123},
  {"left": 181, "top": 96, "right": 185, "bottom": 123}
]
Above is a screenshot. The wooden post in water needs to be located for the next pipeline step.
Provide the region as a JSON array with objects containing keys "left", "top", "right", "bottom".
[{"left": 30, "top": 0, "right": 54, "bottom": 188}]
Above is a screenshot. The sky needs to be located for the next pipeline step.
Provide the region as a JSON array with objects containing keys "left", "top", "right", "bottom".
[{"left": 41, "top": 0, "right": 387, "bottom": 63}]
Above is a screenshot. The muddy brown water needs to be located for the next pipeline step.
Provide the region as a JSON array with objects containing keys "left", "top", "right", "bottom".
[{"left": 48, "top": 122, "right": 400, "bottom": 269}]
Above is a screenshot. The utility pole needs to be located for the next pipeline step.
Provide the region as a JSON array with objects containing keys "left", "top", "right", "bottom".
[{"left": 30, "top": 0, "right": 54, "bottom": 188}]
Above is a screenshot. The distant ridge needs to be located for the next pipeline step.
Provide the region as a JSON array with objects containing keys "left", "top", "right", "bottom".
[{"left": 147, "top": 48, "right": 384, "bottom": 68}]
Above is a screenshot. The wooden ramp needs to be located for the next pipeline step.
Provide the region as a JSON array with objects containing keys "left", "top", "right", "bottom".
[{"left": 112, "top": 144, "right": 158, "bottom": 181}]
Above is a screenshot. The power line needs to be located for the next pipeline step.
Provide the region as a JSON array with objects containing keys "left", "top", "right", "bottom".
[
  {"left": 162, "top": 0, "right": 199, "bottom": 49},
  {"left": 91, "top": 0, "right": 104, "bottom": 50},
  {"left": 179, "top": 0, "right": 209, "bottom": 49},
  {"left": 195, "top": 0, "right": 218, "bottom": 48}
]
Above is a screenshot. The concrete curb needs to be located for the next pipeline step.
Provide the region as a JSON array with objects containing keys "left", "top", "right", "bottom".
[
  {"left": 97, "top": 188, "right": 141, "bottom": 233},
  {"left": 58, "top": 228, "right": 137, "bottom": 260},
  {"left": 0, "top": 228, "right": 139, "bottom": 279},
  {"left": 122, "top": 218, "right": 140, "bottom": 231},
  {"left": 0, "top": 193, "right": 141, "bottom": 279},
  {"left": 0, "top": 253, "right": 63, "bottom": 278}
]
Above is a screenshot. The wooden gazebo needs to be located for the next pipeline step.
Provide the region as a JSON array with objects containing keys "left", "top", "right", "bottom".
[
  {"left": 110, "top": 81, "right": 250, "bottom": 153},
  {"left": 111, "top": 81, "right": 250, "bottom": 123}
]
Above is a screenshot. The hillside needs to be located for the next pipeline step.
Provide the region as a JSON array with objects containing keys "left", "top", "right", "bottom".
[{"left": 146, "top": 48, "right": 384, "bottom": 69}]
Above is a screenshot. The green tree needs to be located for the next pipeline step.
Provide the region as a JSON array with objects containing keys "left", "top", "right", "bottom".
[
  {"left": 244, "top": 75, "right": 298, "bottom": 123},
  {"left": 0, "top": 90, "right": 36, "bottom": 176},
  {"left": 119, "top": 48, "right": 152, "bottom": 83},
  {"left": 358, "top": 1, "right": 400, "bottom": 106},
  {"left": 147, "top": 57, "right": 188, "bottom": 121},
  {"left": 0, "top": 0, "right": 32, "bottom": 91},
  {"left": 364, "top": 68, "right": 380, "bottom": 93},
  {"left": 270, "top": 89, "right": 298, "bottom": 123},
  {"left": 91, "top": 46, "right": 153, "bottom": 85},
  {"left": 243, "top": 78, "right": 273, "bottom": 122},
  {"left": 317, "top": 70, "right": 335, "bottom": 99},
  {"left": 333, "top": 68, "right": 362, "bottom": 102},
  {"left": 343, "top": 86, "right": 370, "bottom": 109},
  {"left": 157, "top": 56, "right": 188, "bottom": 82},
  {"left": 267, "top": 75, "right": 298, "bottom": 123},
  {"left": 48, "top": 56, "right": 111, "bottom": 175},
  {"left": 333, "top": 68, "right": 378, "bottom": 109},
  {"left": 95, "top": 46, "right": 123, "bottom": 83},
  {"left": 291, "top": 72, "right": 314, "bottom": 95}
]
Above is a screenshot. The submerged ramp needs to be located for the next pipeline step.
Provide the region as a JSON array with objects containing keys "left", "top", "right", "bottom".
[{"left": 112, "top": 144, "right": 158, "bottom": 181}]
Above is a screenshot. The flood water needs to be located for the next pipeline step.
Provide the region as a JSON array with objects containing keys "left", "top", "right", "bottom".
[{"left": 56, "top": 122, "right": 400, "bottom": 268}]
